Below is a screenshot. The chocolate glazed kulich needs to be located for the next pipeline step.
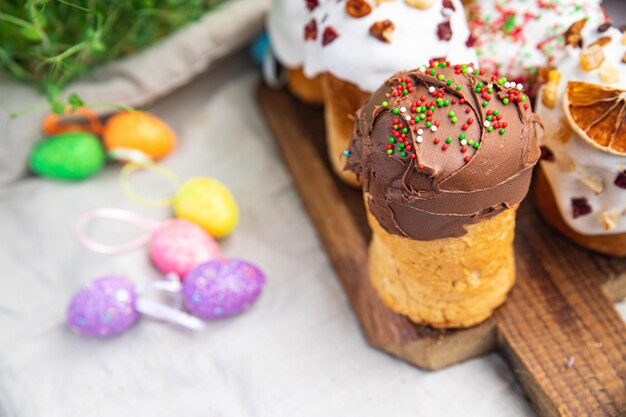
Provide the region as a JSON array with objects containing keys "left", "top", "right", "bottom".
[
  {"left": 346, "top": 62, "right": 541, "bottom": 328},
  {"left": 347, "top": 64, "right": 541, "bottom": 241}
]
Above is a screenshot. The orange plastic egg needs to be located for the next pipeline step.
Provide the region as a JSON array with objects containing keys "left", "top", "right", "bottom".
[
  {"left": 42, "top": 106, "right": 103, "bottom": 136},
  {"left": 103, "top": 111, "right": 176, "bottom": 160}
]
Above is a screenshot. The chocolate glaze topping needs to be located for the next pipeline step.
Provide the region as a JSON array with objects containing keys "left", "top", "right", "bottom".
[{"left": 346, "top": 63, "right": 541, "bottom": 240}]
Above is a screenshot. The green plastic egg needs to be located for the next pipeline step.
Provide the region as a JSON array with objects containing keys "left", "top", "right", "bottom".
[{"left": 29, "top": 132, "right": 106, "bottom": 180}]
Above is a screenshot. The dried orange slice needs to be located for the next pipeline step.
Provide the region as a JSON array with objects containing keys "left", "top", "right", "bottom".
[{"left": 563, "top": 81, "right": 626, "bottom": 155}]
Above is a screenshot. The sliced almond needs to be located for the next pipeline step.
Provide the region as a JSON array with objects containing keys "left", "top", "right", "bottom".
[
  {"left": 557, "top": 154, "right": 576, "bottom": 172},
  {"left": 555, "top": 116, "right": 574, "bottom": 143},
  {"left": 405, "top": 0, "right": 435, "bottom": 9},
  {"left": 590, "top": 36, "right": 612, "bottom": 47},
  {"left": 599, "top": 210, "right": 621, "bottom": 231},
  {"left": 578, "top": 167, "right": 604, "bottom": 194},
  {"left": 599, "top": 63, "right": 620, "bottom": 84}
]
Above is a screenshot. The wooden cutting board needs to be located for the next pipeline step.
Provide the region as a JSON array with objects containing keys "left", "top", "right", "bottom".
[{"left": 258, "top": 84, "right": 626, "bottom": 417}]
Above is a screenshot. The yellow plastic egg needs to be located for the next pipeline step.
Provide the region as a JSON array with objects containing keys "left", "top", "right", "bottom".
[{"left": 173, "top": 178, "right": 239, "bottom": 238}]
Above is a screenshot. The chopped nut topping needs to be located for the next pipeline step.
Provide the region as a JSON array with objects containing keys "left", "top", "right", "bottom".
[
  {"left": 346, "top": 0, "right": 372, "bottom": 18},
  {"left": 589, "top": 36, "right": 612, "bottom": 48},
  {"left": 555, "top": 117, "right": 573, "bottom": 143},
  {"left": 405, "top": 0, "right": 435, "bottom": 9},
  {"left": 599, "top": 63, "right": 620, "bottom": 84},
  {"left": 579, "top": 44, "right": 605, "bottom": 72},
  {"left": 369, "top": 20, "right": 395, "bottom": 43},
  {"left": 599, "top": 210, "right": 621, "bottom": 231},
  {"left": 564, "top": 19, "right": 586, "bottom": 48},
  {"left": 578, "top": 167, "right": 604, "bottom": 194}
]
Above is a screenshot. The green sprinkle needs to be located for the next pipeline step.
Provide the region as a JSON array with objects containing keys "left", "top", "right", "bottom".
[
  {"left": 400, "top": 152, "right": 407, "bottom": 157},
  {"left": 446, "top": 137, "right": 452, "bottom": 144},
  {"left": 487, "top": 126, "right": 494, "bottom": 132},
  {"left": 503, "top": 98, "right": 510, "bottom": 104},
  {"left": 393, "top": 108, "right": 399, "bottom": 114},
  {"left": 456, "top": 85, "right": 462, "bottom": 90},
  {"left": 402, "top": 128, "right": 408, "bottom": 133},
  {"left": 493, "top": 110, "right": 499, "bottom": 115},
  {"left": 430, "top": 106, "right": 436, "bottom": 111},
  {"left": 460, "top": 134, "right": 466, "bottom": 140},
  {"left": 425, "top": 121, "right": 432, "bottom": 127},
  {"left": 398, "top": 143, "right": 405, "bottom": 149},
  {"left": 420, "top": 114, "right": 426, "bottom": 120},
  {"left": 522, "top": 96, "right": 527, "bottom": 102},
  {"left": 401, "top": 82, "right": 407, "bottom": 87},
  {"left": 500, "top": 129, "right": 506, "bottom": 135},
  {"left": 382, "top": 101, "right": 388, "bottom": 107},
  {"left": 482, "top": 101, "right": 489, "bottom": 107},
  {"left": 394, "top": 124, "right": 399, "bottom": 129},
  {"left": 429, "top": 69, "right": 436, "bottom": 76},
  {"left": 421, "top": 106, "right": 427, "bottom": 112},
  {"left": 414, "top": 116, "right": 420, "bottom": 122},
  {"left": 444, "top": 100, "right": 450, "bottom": 106},
  {"left": 487, "top": 115, "right": 493, "bottom": 121},
  {"left": 438, "top": 74, "right": 445, "bottom": 81},
  {"left": 451, "top": 117, "right": 457, "bottom": 123},
  {"left": 387, "top": 149, "right": 393, "bottom": 155},
  {"left": 447, "top": 80, "right": 453, "bottom": 86},
  {"left": 473, "top": 142, "right": 480, "bottom": 149},
  {"left": 388, "top": 137, "right": 395, "bottom": 143},
  {"left": 448, "top": 111, "right": 455, "bottom": 117},
  {"left": 468, "top": 139, "right": 475, "bottom": 146},
  {"left": 403, "top": 89, "right": 408, "bottom": 94}
]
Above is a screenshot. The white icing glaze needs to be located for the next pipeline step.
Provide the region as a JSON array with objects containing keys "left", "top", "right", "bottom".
[
  {"left": 301, "top": 0, "right": 477, "bottom": 92},
  {"left": 536, "top": 28, "right": 626, "bottom": 236},
  {"left": 267, "top": 0, "right": 311, "bottom": 69},
  {"left": 467, "top": 0, "right": 607, "bottom": 84}
]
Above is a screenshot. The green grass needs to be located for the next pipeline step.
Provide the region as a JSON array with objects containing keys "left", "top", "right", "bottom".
[{"left": 0, "top": 0, "right": 223, "bottom": 102}]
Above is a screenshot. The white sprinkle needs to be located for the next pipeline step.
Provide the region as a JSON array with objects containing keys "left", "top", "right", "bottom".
[
  {"left": 504, "top": 82, "right": 511, "bottom": 88},
  {"left": 517, "top": 83, "right": 524, "bottom": 91},
  {"left": 416, "top": 136, "right": 424, "bottom": 143},
  {"left": 405, "top": 115, "right": 411, "bottom": 121},
  {"left": 460, "top": 139, "right": 467, "bottom": 146},
  {"left": 467, "top": 67, "right": 474, "bottom": 73},
  {"left": 484, "top": 121, "right": 491, "bottom": 127},
  {"left": 417, "top": 129, "right": 424, "bottom": 135},
  {"left": 428, "top": 86, "right": 435, "bottom": 93},
  {"left": 488, "top": 83, "right": 493, "bottom": 89},
  {"left": 431, "top": 125, "right": 438, "bottom": 132},
  {"left": 400, "top": 106, "right": 406, "bottom": 113},
  {"left": 419, "top": 66, "right": 427, "bottom": 73},
  {"left": 510, "top": 82, "right": 517, "bottom": 88}
]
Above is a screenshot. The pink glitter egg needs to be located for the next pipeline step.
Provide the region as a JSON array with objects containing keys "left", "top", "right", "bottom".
[
  {"left": 149, "top": 219, "right": 221, "bottom": 279},
  {"left": 183, "top": 259, "right": 265, "bottom": 319},
  {"left": 66, "top": 276, "right": 138, "bottom": 337}
]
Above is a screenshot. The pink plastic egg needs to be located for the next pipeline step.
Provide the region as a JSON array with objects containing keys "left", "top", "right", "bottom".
[{"left": 149, "top": 219, "right": 221, "bottom": 279}]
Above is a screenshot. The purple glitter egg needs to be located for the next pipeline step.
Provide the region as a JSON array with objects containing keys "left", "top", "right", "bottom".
[
  {"left": 66, "top": 276, "right": 138, "bottom": 337},
  {"left": 182, "top": 259, "right": 265, "bottom": 319}
]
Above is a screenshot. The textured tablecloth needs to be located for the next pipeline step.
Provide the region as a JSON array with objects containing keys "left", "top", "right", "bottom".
[{"left": 1, "top": 51, "right": 624, "bottom": 417}]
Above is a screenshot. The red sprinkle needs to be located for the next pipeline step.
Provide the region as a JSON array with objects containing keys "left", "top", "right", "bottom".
[{"left": 442, "top": 144, "right": 449, "bottom": 150}]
